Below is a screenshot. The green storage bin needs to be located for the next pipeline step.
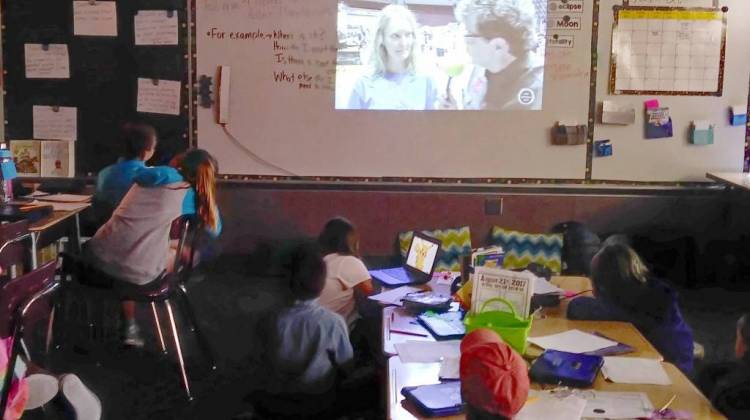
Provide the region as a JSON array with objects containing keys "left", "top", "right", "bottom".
[{"left": 463, "top": 297, "right": 533, "bottom": 355}]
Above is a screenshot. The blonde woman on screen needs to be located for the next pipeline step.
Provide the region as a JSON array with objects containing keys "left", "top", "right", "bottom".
[{"left": 347, "top": 5, "right": 438, "bottom": 110}]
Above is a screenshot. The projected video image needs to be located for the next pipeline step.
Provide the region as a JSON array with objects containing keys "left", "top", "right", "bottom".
[{"left": 335, "top": 0, "right": 547, "bottom": 111}]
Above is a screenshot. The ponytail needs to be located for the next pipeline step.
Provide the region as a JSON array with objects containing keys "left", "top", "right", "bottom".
[
  {"left": 177, "top": 149, "right": 219, "bottom": 231},
  {"left": 195, "top": 159, "right": 218, "bottom": 231}
]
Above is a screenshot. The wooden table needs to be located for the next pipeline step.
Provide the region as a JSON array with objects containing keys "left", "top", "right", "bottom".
[
  {"left": 29, "top": 205, "right": 89, "bottom": 268},
  {"left": 383, "top": 275, "right": 723, "bottom": 419},
  {"left": 706, "top": 172, "right": 750, "bottom": 191},
  {"left": 386, "top": 357, "right": 726, "bottom": 420}
]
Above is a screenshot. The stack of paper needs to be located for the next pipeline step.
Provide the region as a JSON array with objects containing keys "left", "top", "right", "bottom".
[
  {"left": 395, "top": 340, "right": 460, "bottom": 363},
  {"left": 368, "top": 286, "right": 421, "bottom": 306},
  {"left": 602, "top": 357, "right": 672, "bottom": 385},
  {"left": 35, "top": 194, "right": 91, "bottom": 203},
  {"left": 528, "top": 329, "right": 618, "bottom": 354}
]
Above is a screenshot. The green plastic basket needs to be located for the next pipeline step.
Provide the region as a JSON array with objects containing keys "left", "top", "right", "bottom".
[{"left": 463, "top": 297, "right": 533, "bottom": 355}]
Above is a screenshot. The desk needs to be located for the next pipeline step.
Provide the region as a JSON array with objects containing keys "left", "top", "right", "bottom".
[
  {"left": 386, "top": 357, "right": 726, "bottom": 420},
  {"left": 706, "top": 172, "right": 750, "bottom": 191},
  {"left": 29, "top": 206, "right": 89, "bottom": 268}
]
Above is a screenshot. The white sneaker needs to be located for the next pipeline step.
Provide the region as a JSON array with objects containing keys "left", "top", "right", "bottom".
[
  {"left": 25, "top": 374, "right": 59, "bottom": 410},
  {"left": 59, "top": 374, "right": 102, "bottom": 420}
]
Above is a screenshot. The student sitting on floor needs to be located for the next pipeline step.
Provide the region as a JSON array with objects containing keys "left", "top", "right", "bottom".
[
  {"left": 92, "top": 122, "right": 158, "bottom": 223},
  {"left": 460, "top": 328, "right": 529, "bottom": 420},
  {"left": 317, "top": 217, "right": 375, "bottom": 329},
  {"left": 257, "top": 241, "right": 353, "bottom": 415},
  {"left": 567, "top": 243, "right": 694, "bottom": 373},
  {"left": 697, "top": 313, "right": 750, "bottom": 419},
  {"left": 86, "top": 149, "right": 222, "bottom": 347}
]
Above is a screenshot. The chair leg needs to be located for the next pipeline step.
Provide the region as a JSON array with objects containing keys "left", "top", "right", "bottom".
[
  {"left": 45, "top": 306, "right": 56, "bottom": 354},
  {"left": 151, "top": 302, "right": 167, "bottom": 355},
  {"left": 165, "top": 299, "right": 192, "bottom": 401},
  {"left": 176, "top": 287, "right": 216, "bottom": 369}
]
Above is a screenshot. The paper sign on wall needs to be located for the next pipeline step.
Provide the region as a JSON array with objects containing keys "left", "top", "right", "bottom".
[
  {"left": 73, "top": 1, "right": 118, "bottom": 37},
  {"left": 41, "top": 141, "right": 75, "bottom": 177},
  {"left": 134, "top": 11, "right": 179, "bottom": 46},
  {"left": 137, "top": 78, "right": 182, "bottom": 116},
  {"left": 33, "top": 106, "right": 77, "bottom": 141},
  {"left": 24, "top": 44, "right": 70, "bottom": 79}
]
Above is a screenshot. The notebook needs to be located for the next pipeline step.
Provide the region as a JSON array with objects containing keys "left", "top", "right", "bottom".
[
  {"left": 369, "top": 232, "right": 442, "bottom": 286},
  {"left": 417, "top": 311, "right": 466, "bottom": 341},
  {"left": 401, "top": 381, "right": 463, "bottom": 417}
]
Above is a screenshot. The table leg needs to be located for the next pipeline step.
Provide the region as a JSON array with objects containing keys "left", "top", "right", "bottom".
[{"left": 72, "top": 213, "right": 82, "bottom": 253}]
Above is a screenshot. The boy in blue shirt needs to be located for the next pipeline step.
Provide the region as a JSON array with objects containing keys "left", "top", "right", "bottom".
[{"left": 92, "top": 122, "right": 157, "bottom": 223}]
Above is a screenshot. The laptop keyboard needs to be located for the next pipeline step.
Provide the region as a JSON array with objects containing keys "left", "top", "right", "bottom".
[{"left": 380, "top": 267, "right": 407, "bottom": 277}]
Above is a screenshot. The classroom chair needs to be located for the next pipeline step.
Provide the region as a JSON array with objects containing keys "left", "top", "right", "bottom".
[
  {"left": 0, "top": 261, "right": 60, "bottom": 415},
  {"left": 0, "top": 219, "right": 32, "bottom": 278},
  {"left": 61, "top": 215, "right": 215, "bottom": 401}
]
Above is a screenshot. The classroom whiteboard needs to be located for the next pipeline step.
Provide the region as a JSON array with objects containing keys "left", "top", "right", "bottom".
[
  {"left": 195, "top": 0, "right": 594, "bottom": 179},
  {"left": 592, "top": 0, "right": 750, "bottom": 182}
]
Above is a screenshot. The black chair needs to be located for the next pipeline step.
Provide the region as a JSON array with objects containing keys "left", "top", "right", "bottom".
[
  {"left": 62, "top": 216, "right": 215, "bottom": 400},
  {"left": 0, "top": 261, "right": 60, "bottom": 415}
]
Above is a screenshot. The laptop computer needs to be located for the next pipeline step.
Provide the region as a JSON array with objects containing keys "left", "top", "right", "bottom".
[{"left": 369, "top": 232, "right": 442, "bottom": 287}]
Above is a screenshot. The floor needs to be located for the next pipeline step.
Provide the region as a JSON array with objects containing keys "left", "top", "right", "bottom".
[{"left": 19, "top": 254, "right": 750, "bottom": 420}]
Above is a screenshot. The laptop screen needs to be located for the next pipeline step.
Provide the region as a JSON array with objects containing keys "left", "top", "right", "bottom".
[{"left": 405, "top": 235, "right": 440, "bottom": 274}]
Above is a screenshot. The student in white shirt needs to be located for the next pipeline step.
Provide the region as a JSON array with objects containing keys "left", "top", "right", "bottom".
[{"left": 317, "top": 217, "right": 375, "bottom": 329}]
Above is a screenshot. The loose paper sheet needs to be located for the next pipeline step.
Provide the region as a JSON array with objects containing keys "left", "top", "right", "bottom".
[
  {"left": 24, "top": 44, "right": 70, "bottom": 79},
  {"left": 73, "top": 1, "right": 118, "bottom": 37},
  {"left": 533, "top": 274, "right": 563, "bottom": 295},
  {"left": 41, "top": 141, "right": 74, "bottom": 177},
  {"left": 516, "top": 392, "right": 587, "bottom": 420},
  {"left": 33, "top": 106, "right": 77, "bottom": 141},
  {"left": 369, "top": 286, "right": 421, "bottom": 306},
  {"left": 438, "top": 356, "right": 460, "bottom": 380},
  {"left": 134, "top": 10, "right": 179, "bottom": 46},
  {"left": 528, "top": 329, "right": 618, "bottom": 354},
  {"left": 395, "top": 340, "right": 460, "bottom": 363},
  {"left": 602, "top": 357, "right": 672, "bottom": 385},
  {"left": 582, "top": 391, "right": 654, "bottom": 419},
  {"left": 137, "top": 78, "right": 182, "bottom": 116}
]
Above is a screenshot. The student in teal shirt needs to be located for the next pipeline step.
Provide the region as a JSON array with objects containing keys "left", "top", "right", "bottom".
[{"left": 93, "top": 122, "right": 158, "bottom": 222}]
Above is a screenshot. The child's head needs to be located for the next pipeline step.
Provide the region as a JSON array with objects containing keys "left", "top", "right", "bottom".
[
  {"left": 318, "top": 217, "right": 359, "bottom": 256},
  {"left": 285, "top": 241, "right": 327, "bottom": 301},
  {"left": 175, "top": 149, "right": 219, "bottom": 231},
  {"left": 591, "top": 243, "right": 650, "bottom": 299},
  {"left": 460, "top": 329, "right": 529, "bottom": 420},
  {"left": 737, "top": 313, "right": 750, "bottom": 359},
  {"left": 121, "top": 122, "right": 157, "bottom": 161}
]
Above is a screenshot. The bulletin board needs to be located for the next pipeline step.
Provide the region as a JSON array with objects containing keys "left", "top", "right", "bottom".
[
  {"left": 194, "top": 0, "right": 597, "bottom": 181},
  {"left": 592, "top": 0, "right": 750, "bottom": 182},
  {"left": 0, "top": 0, "right": 191, "bottom": 176}
]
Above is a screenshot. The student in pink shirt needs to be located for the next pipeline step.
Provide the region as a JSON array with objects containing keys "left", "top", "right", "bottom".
[{"left": 317, "top": 217, "right": 375, "bottom": 329}]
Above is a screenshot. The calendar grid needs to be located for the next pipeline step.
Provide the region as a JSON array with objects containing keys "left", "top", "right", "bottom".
[{"left": 610, "top": 6, "right": 727, "bottom": 96}]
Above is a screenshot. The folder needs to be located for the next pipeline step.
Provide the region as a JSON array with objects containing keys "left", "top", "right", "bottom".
[
  {"left": 690, "top": 121, "right": 714, "bottom": 145},
  {"left": 645, "top": 108, "right": 673, "bottom": 139}
]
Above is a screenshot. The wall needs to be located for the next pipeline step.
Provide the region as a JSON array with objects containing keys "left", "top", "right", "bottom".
[{"left": 215, "top": 183, "right": 731, "bottom": 257}]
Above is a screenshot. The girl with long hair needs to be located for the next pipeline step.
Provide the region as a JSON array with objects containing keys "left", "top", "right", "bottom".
[
  {"left": 567, "top": 242, "right": 694, "bottom": 372},
  {"left": 317, "top": 217, "right": 375, "bottom": 329},
  {"left": 87, "top": 148, "right": 222, "bottom": 346}
]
